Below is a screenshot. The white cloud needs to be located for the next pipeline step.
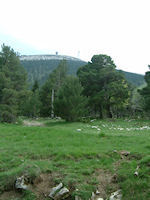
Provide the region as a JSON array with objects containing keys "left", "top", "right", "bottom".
[{"left": 0, "top": 0, "right": 150, "bottom": 74}]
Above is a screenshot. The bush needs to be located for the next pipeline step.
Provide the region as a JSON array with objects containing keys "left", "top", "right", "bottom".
[
  {"left": 0, "top": 105, "right": 16, "bottom": 123},
  {"left": 0, "top": 111, "right": 16, "bottom": 123}
]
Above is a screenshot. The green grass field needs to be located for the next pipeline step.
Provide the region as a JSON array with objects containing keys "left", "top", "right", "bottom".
[{"left": 0, "top": 118, "right": 150, "bottom": 200}]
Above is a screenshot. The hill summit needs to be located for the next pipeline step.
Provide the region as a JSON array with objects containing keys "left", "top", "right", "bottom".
[{"left": 20, "top": 54, "right": 84, "bottom": 62}]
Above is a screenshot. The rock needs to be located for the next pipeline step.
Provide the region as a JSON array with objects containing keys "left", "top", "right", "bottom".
[
  {"left": 75, "top": 195, "right": 82, "bottom": 200},
  {"left": 77, "top": 129, "right": 81, "bottom": 132},
  {"left": 95, "top": 190, "right": 100, "bottom": 195},
  {"left": 54, "top": 187, "right": 70, "bottom": 199},
  {"left": 90, "top": 119, "right": 96, "bottom": 122},
  {"left": 15, "top": 176, "right": 28, "bottom": 190},
  {"left": 49, "top": 183, "right": 63, "bottom": 198},
  {"left": 113, "top": 150, "right": 118, "bottom": 153},
  {"left": 109, "top": 190, "right": 122, "bottom": 200},
  {"left": 90, "top": 192, "right": 104, "bottom": 200},
  {"left": 134, "top": 165, "right": 139, "bottom": 176},
  {"left": 91, "top": 192, "right": 95, "bottom": 200},
  {"left": 91, "top": 126, "right": 98, "bottom": 129},
  {"left": 120, "top": 151, "right": 130, "bottom": 156},
  {"left": 134, "top": 171, "right": 138, "bottom": 176}
]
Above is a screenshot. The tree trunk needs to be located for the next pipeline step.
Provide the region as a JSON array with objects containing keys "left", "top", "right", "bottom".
[{"left": 51, "top": 89, "right": 54, "bottom": 118}]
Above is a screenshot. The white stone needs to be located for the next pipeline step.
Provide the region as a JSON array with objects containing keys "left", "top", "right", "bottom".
[
  {"left": 54, "top": 187, "right": 69, "bottom": 199},
  {"left": 15, "top": 176, "right": 27, "bottom": 190},
  {"left": 49, "top": 183, "right": 63, "bottom": 198},
  {"left": 95, "top": 190, "right": 100, "bottom": 195},
  {"left": 109, "top": 190, "right": 122, "bottom": 200},
  {"left": 134, "top": 171, "right": 138, "bottom": 176}
]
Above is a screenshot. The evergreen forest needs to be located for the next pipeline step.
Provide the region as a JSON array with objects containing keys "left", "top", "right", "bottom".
[{"left": 0, "top": 44, "right": 149, "bottom": 123}]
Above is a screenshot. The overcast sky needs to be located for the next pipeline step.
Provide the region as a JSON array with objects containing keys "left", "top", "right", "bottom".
[{"left": 0, "top": 0, "right": 150, "bottom": 74}]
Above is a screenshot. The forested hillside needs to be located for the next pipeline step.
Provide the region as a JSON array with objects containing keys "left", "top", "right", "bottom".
[
  {"left": 119, "top": 70, "right": 145, "bottom": 87},
  {"left": 20, "top": 55, "right": 86, "bottom": 86},
  {"left": 20, "top": 55, "right": 145, "bottom": 87}
]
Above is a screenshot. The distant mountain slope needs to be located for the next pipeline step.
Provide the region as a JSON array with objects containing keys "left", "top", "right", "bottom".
[
  {"left": 118, "top": 70, "right": 145, "bottom": 87},
  {"left": 20, "top": 55, "right": 145, "bottom": 87},
  {"left": 20, "top": 55, "right": 87, "bottom": 86}
]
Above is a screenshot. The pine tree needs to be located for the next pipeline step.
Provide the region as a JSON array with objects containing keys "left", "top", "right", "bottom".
[
  {"left": 139, "top": 66, "right": 150, "bottom": 113},
  {"left": 40, "top": 60, "right": 68, "bottom": 117},
  {"left": 77, "top": 54, "right": 130, "bottom": 118},
  {"left": 54, "top": 76, "right": 87, "bottom": 121},
  {"left": 0, "top": 44, "right": 27, "bottom": 122}
]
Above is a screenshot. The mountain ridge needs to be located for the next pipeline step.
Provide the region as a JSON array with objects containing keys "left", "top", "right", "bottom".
[
  {"left": 20, "top": 54, "right": 84, "bottom": 62},
  {"left": 20, "top": 54, "right": 145, "bottom": 87}
]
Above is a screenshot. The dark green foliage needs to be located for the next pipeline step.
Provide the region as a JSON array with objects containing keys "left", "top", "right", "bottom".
[
  {"left": 20, "top": 56, "right": 144, "bottom": 87},
  {"left": 39, "top": 79, "right": 52, "bottom": 117},
  {"left": 32, "top": 79, "right": 39, "bottom": 92},
  {"left": 20, "top": 90, "right": 41, "bottom": 117},
  {"left": 77, "top": 54, "right": 130, "bottom": 118},
  {"left": 39, "top": 60, "right": 68, "bottom": 117},
  {"left": 139, "top": 67, "right": 150, "bottom": 113},
  {"left": 130, "top": 87, "right": 145, "bottom": 116},
  {"left": 18, "top": 80, "right": 41, "bottom": 117},
  {"left": 0, "top": 104, "right": 16, "bottom": 123},
  {"left": 0, "top": 44, "right": 27, "bottom": 122},
  {"left": 119, "top": 70, "right": 145, "bottom": 87},
  {"left": 54, "top": 76, "right": 88, "bottom": 121}
]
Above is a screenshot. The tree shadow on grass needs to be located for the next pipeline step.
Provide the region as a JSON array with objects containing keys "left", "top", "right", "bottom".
[{"left": 45, "top": 120, "right": 71, "bottom": 127}]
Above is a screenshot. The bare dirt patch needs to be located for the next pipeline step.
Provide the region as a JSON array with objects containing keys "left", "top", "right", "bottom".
[
  {"left": 31, "top": 173, "right": 55, "bottom": 199},
  {"left": 23, "top": 120, "right": 45, "bottom": 127},
  {"left": 0, "top": 170, "right": 119, "bottom": 200},
  {"left": 0, "top": 173, "right": 62, "bottom": 200},
  {"left": 94, "top": 169, "right": 119, "bottom": 199},
  {"left": 0, "top": 191, "right": 22, "bottom": 200},
  {"left": 31, "top": 172, "right": 67, "bottom": 200}
]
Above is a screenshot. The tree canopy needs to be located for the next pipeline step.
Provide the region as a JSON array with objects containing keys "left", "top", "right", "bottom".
[
  {"left": 39, "top": 60, "right": 68, "bottom": 117},
  {"left": 139, "top": 66, "right": 150, "bottom": 113},
  {"left": 54, "top": 76, "right": 88, "bottom": 121},
  {"left": 77, "top": 54, "right": 130, "bottom": 118},
  {"left": 0, "top": 44, "right": 27, "bottom": 122}
]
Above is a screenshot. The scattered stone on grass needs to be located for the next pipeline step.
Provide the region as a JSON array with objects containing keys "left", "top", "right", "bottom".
[
  {"left": 49, "top": 183, "right": 70, "bottom": 199},
  {"left": 90, "top": 119, "right": 96, "bottom": 122},
  {"left": 90, "top": 192, "right": 104, "bottom": 200},
  {"left": 134, "top": 165, "right": 140, "bottom": 176},
  {"left": 95, "top": 190, "right": 100, "bottom": 195},
  {"left": 77, "top": 129, "right": 82, "bottom": 132},
  {"left": 134, "top": 171, "right": 138, "bottom": 176},
  {"left": 49, "top": 183, "right": 63, "bottom": 198},
  {"left": 95, "top": 169, "right": 119, "bottom": 199},
  {"left": 120, "top": 151, "right": 130, "bottom": 157},
  {"left": 113, "top": 150, "right": 118, "bottom": 153},
  {"left": 113, "top": 150, "right": 130, "bottom": 159},
  {"left": 15, "top": 175, "right": 28, "bottom": 190},
  {"left": 54, "top": 187, "right": 70, "bottom": 199},
  {"left": 109, "top": 190, "right": 122, "bottom": 200}
]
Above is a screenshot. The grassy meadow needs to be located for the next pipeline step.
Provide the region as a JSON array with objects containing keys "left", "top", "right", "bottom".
[{"left": 0, "top": 118, "right": 150, "bottom": 200}]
